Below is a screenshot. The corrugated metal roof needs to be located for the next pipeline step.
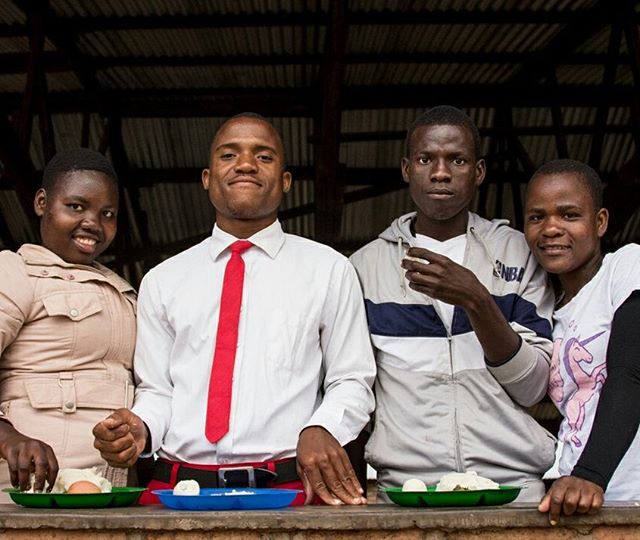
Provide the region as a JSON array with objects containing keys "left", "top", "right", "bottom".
[
  {"left": 0, "top": 0, "right": 638, "bottom": 262},
  {"left": 51, "top": 0, "right": 327, "bottom": 17}
]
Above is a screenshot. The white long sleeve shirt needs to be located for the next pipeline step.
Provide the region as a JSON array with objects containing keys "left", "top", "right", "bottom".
[{"left": 132, "top": 220, "right": 376, "bottom": 465}]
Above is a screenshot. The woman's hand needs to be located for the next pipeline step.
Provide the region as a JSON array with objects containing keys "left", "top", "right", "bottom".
[
  {"left": 0, "top": 420, "right": 58, "bottom": 492},
  {"left": 538, "top": 475, "right": 604, "bottom": 525}
]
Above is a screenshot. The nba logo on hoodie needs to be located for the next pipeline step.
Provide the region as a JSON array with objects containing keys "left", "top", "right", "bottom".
[{"left": 494, "top": 259, "right": 524, "bottom": 282}]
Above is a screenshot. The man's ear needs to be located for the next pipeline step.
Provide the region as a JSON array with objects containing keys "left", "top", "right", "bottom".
[
  {"left": 401, "top": 157, "right": 410, "bottom": 185},
  {"left": 596, "top": 207, "right": 609, "bottom": 238},
  {"left": 282, "top": 171, "right": 292, "bottom": 193},
  {"left": 34, "top": 188, "right": 47, "bottom": 217},
  {"left": 475, "top": 158, "right": 486, "bottom": 187},
  {"left": 201, "top": 168, "right": 210, "bottom": 190}
]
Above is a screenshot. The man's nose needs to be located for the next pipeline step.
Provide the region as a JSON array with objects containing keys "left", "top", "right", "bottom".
[
  {"left": 541, "top": 216, "right": 563, "bottom": 236},
  {"left": 235, "top": 152, "right": 258, "bottom": 172},
  {"left": 430, "top": 159, "right": 451, "bottom": 181}
]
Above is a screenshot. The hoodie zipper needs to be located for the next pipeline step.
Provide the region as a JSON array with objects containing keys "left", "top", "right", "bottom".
[{"left": 448, "top": 330, "right": 464, "bottom": 473}]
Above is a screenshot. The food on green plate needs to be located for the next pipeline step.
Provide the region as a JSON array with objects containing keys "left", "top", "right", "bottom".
[
  {"left": 47, "top": 467, "right": 112, "bottom": 494},
  {"left": 401, "top": 478, "right": 428, "bottom": 492},
  {"left": 173, "top": 479, "right": 200, "bottom": 496},
  {"left": 435, "top": 471, "right": 499, "bottom": 492}
]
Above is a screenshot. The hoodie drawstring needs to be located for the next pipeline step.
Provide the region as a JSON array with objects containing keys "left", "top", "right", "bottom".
[{"left": 397, "top": 237, "right": 407, "bottom": 297}]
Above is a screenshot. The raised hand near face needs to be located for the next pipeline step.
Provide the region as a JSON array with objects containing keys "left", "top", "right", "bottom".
[{"left": 402, "top": 246, "right": 488, "bottom": 309}]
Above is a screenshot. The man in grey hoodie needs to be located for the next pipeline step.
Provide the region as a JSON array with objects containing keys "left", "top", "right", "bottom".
[{"left": 350, "top": 106, "right": 555, "bottom": 501}]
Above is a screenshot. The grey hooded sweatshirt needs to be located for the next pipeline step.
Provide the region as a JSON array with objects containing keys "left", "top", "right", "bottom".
[{"left": 350, "top": 211, "right": 556, "bottom": 501}]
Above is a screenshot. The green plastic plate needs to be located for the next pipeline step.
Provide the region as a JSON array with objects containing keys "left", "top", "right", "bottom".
[
  {"left": 384, "top": 485, "right": 522, "bottom": 507},
  {"left": 3, "top": 486, "right": 146, "bottom": 508}
]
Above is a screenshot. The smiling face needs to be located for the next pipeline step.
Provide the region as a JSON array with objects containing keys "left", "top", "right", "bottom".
[
  {"left": 34, "top": 170, "right": 119, "bottom": 265},
  {"left": 402, "top": 124, "right": 485, "bottom": 240},
  {"left": 202, "top": 116, "right": 292, "bottom": 238},
  {"left": 524, "top": 172, "right": 608, "bottom": 293}
]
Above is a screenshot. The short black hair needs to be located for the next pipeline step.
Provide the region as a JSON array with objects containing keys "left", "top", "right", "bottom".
[
  {"left": 405, "top": 105, "right": 482, "bottom": 159},
  {"left": 230, "top": 111, "right": 267, "bottom": 122},
  {"left": 530, "top": 159, "right": 603, "bottom": 209},
  {"left": 214, "top": 112, "right": 288, "bottom": 169},
  {"left": 42, "top": 148, "right": 118, "bottom": 193}
]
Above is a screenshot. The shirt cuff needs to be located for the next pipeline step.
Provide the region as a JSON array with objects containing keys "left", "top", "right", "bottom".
[
  {"left": 486, "top": 335, "right": 533, "bottom": 381},
  {"left": 485, "top": 335, "right": 523, "bottom": 367},
  {"left": 302, "top": 408, "right": 353, "bottom": 447},
  {"left": 571, "top": 466, "right": 608, "bottom": 491}
]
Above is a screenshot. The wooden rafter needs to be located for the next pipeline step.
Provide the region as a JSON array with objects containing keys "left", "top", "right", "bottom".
[
  {"left": 0, "top": 113, "right": 39, "bottom": 234},
  {"left": 1, "top": 8, "right": 638, "bottom": 36},
  {"left": 0, "top": 85, "right": 635, "bottom": 118},
  {"left": 314, "top": 0, "right": 347, "bottom": 244},
  {"left": 546, "top": 69, "right": 569, "bottom": 159},
  {"left": 2, "top": 51, "right": 638, "bottom": 74},
  {"left": 589, "top": 24, "right": 623, "bottom": 171}
]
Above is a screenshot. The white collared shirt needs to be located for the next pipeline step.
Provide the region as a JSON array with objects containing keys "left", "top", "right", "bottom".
[{"left": 132, "top": 220, "right": 376, "bottom": 464}]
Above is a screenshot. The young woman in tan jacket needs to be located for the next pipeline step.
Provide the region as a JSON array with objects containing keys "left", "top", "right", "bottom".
[{"left": 0, "top": 148, "right": 136, "bottom": 494}]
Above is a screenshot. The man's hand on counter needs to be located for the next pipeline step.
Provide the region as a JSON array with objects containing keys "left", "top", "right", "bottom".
[{"left": 296, "top": 426, "right": 367, "bottom": 506}]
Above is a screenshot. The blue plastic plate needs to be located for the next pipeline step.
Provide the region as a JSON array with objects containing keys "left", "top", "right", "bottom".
[{"left": 152, "top": 488, "right": 302, "bottom": 510}]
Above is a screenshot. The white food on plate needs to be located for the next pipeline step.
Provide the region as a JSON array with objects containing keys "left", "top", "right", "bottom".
[
  {"left": 45, "top": 467, "right": 112, "bottom": 494},
  {"left": 401, "top": 478, "right": 427, "bottom": 492},
  {"left": 224, "top": 489, "right": 254, "bottom": 496},
  {"left": 435, "top": 471, "right": 499, "bottom": 492},
  {"left": 173, "top": 479, "right": 200, "bottom": 496}
]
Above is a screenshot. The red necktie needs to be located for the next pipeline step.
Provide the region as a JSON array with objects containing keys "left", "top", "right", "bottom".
[{"left": 205, "top": 240, "right": 253, "bottom": 443}]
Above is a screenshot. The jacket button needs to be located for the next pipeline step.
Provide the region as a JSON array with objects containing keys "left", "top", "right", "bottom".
[
  {"left": 64, "top": 402, "right": 74, "bottom": 410},
  {"left": 69, "top": 309, "right": 79, "bottom": 317},
  {"left": 67, "top": 274, "right": 75, "bottom": 280},
  {"left": 41, "top": 270, "right": 49, "bottom": 276}
]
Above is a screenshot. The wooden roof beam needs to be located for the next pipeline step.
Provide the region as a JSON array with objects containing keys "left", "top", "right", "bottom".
[
  {"left": 0, "top": 85, "right": 635, "bottom": 117},
  {"left": 2, "top": 8, "right": 639, "bottom": 35},
  {"left": 590, "top": 24, "right": 624, "bottom": 170},
  {"left": 508, "top": 0, "right": 615, "bottom": 87},
  {"left": 0, "top": 113, "right": 40, "bottom": 234},
  {"left": 1, "top": 51, "right": 634, "bottom": 74},
  {"left": 11, "top": 0, "right": 101, "bottom": 94},
  {"left": 314, "top": 0, "right": 347, "bottom": 244}
]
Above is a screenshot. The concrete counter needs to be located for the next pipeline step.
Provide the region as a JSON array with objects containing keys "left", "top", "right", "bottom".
[{"left": 1, "top": 503, "right": 640, "bottom": 539}]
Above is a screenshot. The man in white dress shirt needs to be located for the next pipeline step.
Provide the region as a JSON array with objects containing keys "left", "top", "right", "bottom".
[{"left": 93, "top": 113, "right": 376, "bottom": 505}]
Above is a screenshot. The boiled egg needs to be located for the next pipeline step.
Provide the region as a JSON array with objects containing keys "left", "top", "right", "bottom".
[
  {"left": 402, "top": 478, "right": 427, "bottom": 492},
  {"left": 66, "top": 480, "right": 102, "bottom": 494}
]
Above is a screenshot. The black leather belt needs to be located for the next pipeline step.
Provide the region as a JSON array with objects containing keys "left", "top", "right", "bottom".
[{"left": 153, "top": 459, "right": 299, "bottom": 488}]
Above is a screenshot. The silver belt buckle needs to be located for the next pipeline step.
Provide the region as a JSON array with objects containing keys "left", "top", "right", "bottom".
[{"left": 217, "top": 466, "right": 256, "bottom": 488}]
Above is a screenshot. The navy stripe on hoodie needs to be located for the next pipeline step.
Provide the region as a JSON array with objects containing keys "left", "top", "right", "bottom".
[{"left": 365, "top": 294, "right": 552, "bottom": 339}]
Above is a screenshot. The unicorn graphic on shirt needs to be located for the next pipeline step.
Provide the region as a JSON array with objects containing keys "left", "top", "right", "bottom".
[
  {"left": 548, "top": 338, "right": 565, "bottom": 404},
  {"left": 562, "top": 331, "right": 606, "bottom": 447}
]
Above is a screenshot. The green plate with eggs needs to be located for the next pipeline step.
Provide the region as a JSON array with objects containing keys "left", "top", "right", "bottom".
[
  {"left": 384, "top": 485, "right": 521, "bottom": 507},
  {"left": 3, "top": 486, "right": 146, "bottom": 508}
]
